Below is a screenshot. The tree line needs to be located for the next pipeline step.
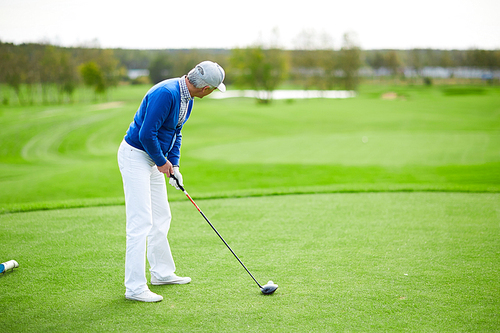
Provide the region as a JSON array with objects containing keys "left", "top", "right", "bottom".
[
  {"left": 0, "top": 41, "right": 123, "bottom": 105},
  {"left": 1, "top": 38, "right": 499, "bottom": 105},
  {"left": 364, "top": 48, "right": 500, "bottom": 77}
]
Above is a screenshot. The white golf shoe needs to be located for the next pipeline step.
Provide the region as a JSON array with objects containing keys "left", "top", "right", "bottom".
[
  {"left": 151, "top": 274, "right": 191, "bottom": 285},
  {"left": 126, "top": 290, "right": 163, "bottom": 302}
]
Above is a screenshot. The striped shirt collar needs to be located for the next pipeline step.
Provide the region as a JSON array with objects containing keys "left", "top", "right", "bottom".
[{"left": 179, "top": 76, "right": 192, "bottom": 101}]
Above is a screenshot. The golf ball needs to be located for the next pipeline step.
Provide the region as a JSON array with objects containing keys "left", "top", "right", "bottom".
[{"left": 267, "top": 280, "right": 274, "bottom": 285}]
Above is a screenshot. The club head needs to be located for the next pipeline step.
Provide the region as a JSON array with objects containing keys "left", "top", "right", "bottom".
[{"left": 260, "top": 281, "right": 278, "bottom": 295}]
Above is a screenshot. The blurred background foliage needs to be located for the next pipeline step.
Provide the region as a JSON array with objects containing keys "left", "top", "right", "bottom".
[{"left": 0, "top": 30, "right": 499, "bottom": 105}]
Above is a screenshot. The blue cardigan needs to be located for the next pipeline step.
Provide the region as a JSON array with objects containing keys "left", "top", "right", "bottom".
[{"left": 124, "top": 78, "right": 193, "bottom": 167}]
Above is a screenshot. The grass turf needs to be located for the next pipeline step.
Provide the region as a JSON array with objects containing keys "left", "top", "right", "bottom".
[
  {"left": 0, "top": 84, "right": 499, "bottom": 212},
  {"left": 0, "top": 83, "right": 499, "bottom": 331},
  {"left": 0, "top": 192, "right": 498, "bottom": 332}
]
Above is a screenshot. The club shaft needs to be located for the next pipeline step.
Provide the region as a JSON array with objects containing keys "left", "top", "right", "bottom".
[{"left": 181, "top": 189, "right": 263, "bottom": 289}]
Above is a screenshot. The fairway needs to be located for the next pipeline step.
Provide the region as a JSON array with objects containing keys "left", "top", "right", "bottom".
[
  {"left": 1, "top": 192, "right": 498, "bottom": 332},
  {"left": 1, "top": 84, "right": 499, "bottom": 331},
  {"left": 189, "top": 132, "right": 500, "bottom": 166},
  {"left": 1, "top": 85, "right": 500, "bottom": 212}
]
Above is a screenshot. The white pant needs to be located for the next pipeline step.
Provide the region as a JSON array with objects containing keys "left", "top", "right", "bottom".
[{"left": 117, "top": 140, "right": 176, "bottom": 296}]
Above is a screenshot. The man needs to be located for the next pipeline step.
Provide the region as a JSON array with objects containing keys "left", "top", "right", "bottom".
[{"left": 117, "top": 61, "right": 226, "bottom": 302}]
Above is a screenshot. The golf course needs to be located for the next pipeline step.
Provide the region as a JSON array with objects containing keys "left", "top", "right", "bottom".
[{"left": 0, "top": 83, "right": 499, "bottom": 331}]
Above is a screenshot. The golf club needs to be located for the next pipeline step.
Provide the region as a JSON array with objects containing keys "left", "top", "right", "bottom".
[{"left": 171, "top": 175, "right": 278, "bottom": 295}]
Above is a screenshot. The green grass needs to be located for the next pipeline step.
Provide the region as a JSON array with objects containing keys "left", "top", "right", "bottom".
[
  {"left": 0, "top": 84, "right": 499, "bottom": 331},
  {"left": 1, "top": 84, "right": 499, "bottom": 212},
  {"left": 1, "top": 192, "right": 499, "bottom": 332}
]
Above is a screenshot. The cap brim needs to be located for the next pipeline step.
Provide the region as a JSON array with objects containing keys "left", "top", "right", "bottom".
[{"left": 217, "top": 82, "right": 226, "bottom": 92}]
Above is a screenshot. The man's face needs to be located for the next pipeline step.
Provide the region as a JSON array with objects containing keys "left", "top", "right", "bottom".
[{"left": 196, "top": 86, "right": 216, "bottom": 99}]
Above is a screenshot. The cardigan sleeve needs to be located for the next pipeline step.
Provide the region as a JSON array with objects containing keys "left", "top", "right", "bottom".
[
  {"left": 167, "top": 128, "right": 182, "bottom": 166},
  {"left": 167, "top": 99, "right": 192, "bottom": 166},
  {"left": 138, "top": 88, "right": 174, "bottom": 166}
]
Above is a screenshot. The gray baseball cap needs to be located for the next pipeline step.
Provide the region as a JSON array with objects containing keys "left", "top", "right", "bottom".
[{"left": 195, "top": 61, "right": 226, "bottom": 92}]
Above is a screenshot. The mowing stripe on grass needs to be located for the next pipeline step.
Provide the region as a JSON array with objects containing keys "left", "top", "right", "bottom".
[{"left": 2, "top": 183, "right": 500, "bottom": 215}]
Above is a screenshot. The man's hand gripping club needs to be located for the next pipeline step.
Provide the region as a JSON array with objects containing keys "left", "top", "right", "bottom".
[{"left": 157, "top": 161, "right": 184, "bottom": 190}]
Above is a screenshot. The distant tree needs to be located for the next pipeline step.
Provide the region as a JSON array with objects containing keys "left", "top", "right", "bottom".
[
  {"left": 74, "top": 48, "right": 120, "bottom": 92},
  {"left": 439, "top": 51, "right": 454, "bottom": 68},
  {"left": 426, "top": 49, "right": 442, "bottom": 67},
  {"left": 57, "top": 52, "right": 78, "bottom": 102},
  {"left": 407, "top": 49, "right": 423, "bottom": 83},
  {"left": 292, "top": 29, "right": 337, "bottom": 89},
  {"left": 170, "top": 49, "right": 222, "bottom": 78},
  {"left": 230, "top": 46, "right": 288, "bottom": 103},
  {"left": 149, "top": 53, "right": 174, "bottom": 84},
  {"left": 317, "top": 49, "right": 338, "bottom": 90},
  {"left": 39, "top": 45, "right": 59, "bottom": 103},
  {"left": 94, "top": 49, "right": 121, "bottom": 89},
  {"left": 372, "top": 52, "right": 385, "bottom": 70},
  {"left": 468, "top": 49, "right": 500, "bottom": 70},
  {"left": 24, "top": 46, "right": 42, "bottom": 104},
  {"left": 79, "top": 62, "right": 105, "bottom": 97},
  {"left": 385, "top": 51, "right": 402, "bottom": 78},
  {"left": 290, "top": 49, "right": 319, "bottom": 89},
  {"left": 0, "top": 43, "right": 16, "bottom": 104},
  {"left": 338, "top": 33, "right": 361, "bottom": 90},
  {"left": 5, "top": 51, "right": 27, "bottom": 104},
  {"left": 293, "top": 29, "right": 324, "bottom": 50},
  {"left": 493, "top": 51, "right": 500, "bottom": 70}
]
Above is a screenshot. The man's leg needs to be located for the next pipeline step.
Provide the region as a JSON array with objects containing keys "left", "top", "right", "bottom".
[
  {"left": 118, "top": 141, "right": 154, "bottom": 297},
  {"left": 147, "top": 168, "right": 176, "bottom": 279}
]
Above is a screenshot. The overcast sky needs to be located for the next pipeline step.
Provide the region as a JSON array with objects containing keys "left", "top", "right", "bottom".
[{"left": 0, "top": 0, "right": 499, "bottom": 50}]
